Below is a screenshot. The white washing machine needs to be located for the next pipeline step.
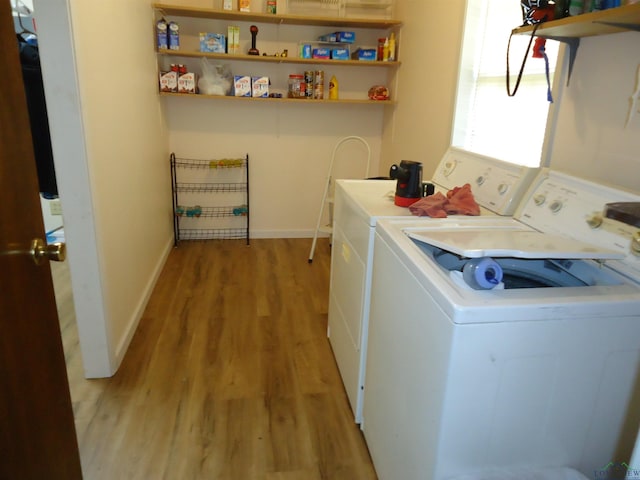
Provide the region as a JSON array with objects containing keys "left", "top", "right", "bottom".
[
  {"left": 362, "top": 168, "right": 640, "bottom": 479},
  {"left": 328, "top": 147, "right": 539, "bottom": 423}
]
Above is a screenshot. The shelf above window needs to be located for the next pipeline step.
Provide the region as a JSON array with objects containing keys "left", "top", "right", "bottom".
[
  {"left": 512, "top": 3, "right": 640, "bottom": 85},
  {"left": 512, "top": 3, "right": 640, "bottom": 38}
]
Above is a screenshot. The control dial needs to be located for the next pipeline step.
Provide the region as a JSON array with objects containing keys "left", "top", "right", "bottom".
[
  {"left": 442, "top": 159, "right": 457, "bottom": 177},
  {"left": 549, "top": 200, "right": 563, "bottom": 213},
  {"left": 586, "top": 213, "right": 603, "bottom": 229},
  {"left": 533, "top": 194, "right": 546, "bottom": 206},
  {"left": 476, "top": 175, "right": 485, "bottom": 186},
  {"left": 632, "top": 232, "right": 640, "bottom": 256},
  {"left": 497, "top": 183, "right": 510, "bottom": 195}
]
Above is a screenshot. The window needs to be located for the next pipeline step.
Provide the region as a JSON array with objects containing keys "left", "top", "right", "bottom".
[{"left": 451, "top": 0, "right": 560, "bottom": 167}]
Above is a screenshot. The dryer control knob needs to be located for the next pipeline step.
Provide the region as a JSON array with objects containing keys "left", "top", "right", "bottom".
[
  {"left": 632, "top": 232, "right": 640, "bottom": 256},
  {"left": 497, "top": 183, "right": 510, "bottom": 195},
  {"left": 533, "top": 194, "right": 546, "bottom": 206},
  {"left": 586, "top": 213, "right": 603, "bottom": 229},
  {"left": 476, "top": 175, "right": 485, "bottom": 186},
  {"left": 442, "top": 160, "right": 457, "bottom": 177},
  {"left": 549, "top": 200, "right": 563, "bottom": 213}
]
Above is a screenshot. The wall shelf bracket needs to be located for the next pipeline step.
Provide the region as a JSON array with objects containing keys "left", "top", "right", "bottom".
[{"left": 544, "top": 36, "right": 580, "bottom": 86}]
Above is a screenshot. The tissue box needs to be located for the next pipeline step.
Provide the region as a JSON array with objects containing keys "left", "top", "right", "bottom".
[
  {"left": 312, "top": 48, "right": 330, "bottom": 59},
  {"left": 252, "top": 76, "right": 269, "bottom": 98},
  {"left": 159, "top": 71, "right": 178, "bottom": 92},
  {"left": 331, "top": 48, "right": 350, "bottom": 60},
  {"left": 200, "top": 33, "right": 226, "bottom": 53},
  {"left": 234, "top": 75, "right": 251, "bottom": 97},
  {"left": 353, "top": 48, "right": 377, "bottom": 61},
  {"left": 335, "top": 31, "right": 355, "bottom": 43}
]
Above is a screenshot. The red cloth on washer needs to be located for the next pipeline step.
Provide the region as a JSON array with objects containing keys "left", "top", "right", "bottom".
[{"left": 409, "top": 183, "right": 480, "bottom": 218}]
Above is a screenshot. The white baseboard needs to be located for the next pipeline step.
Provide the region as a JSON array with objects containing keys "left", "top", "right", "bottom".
[
  {"left": 111, "top": 234, "right": 174, "bottom": 375},
  {"left": 250, "top": 229, "right": 330, "bottom": 239}
]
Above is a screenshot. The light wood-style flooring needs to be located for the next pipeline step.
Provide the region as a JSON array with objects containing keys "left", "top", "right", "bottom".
[{"left": 51, "top": 238, "right": 377, "bottom": 480}]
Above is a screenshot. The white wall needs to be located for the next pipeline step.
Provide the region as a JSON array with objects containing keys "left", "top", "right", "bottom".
[
  {"left": 549, "top": 31, "right": 640, "bottom": 192},
  {"left": 381, "top": 0, "right": 466, "bottom": 179},
  {"left": 69, "top": 0, "right": 173, "bottom": 374},
  {"left": 37, "top": 0, "right": 172, "bottom": 377},
  {"left": 166, "top": 101, "right": 382, "bottom": 237}
]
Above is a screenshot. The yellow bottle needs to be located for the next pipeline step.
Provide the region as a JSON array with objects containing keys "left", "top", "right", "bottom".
[
  {"left": 388, "top": 32, "right": 396, "bottom": 61},
  {"left": 329, "top": 75, "right": 339, "bottom": 100}
]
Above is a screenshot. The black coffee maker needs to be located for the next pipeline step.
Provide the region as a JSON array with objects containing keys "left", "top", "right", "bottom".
[{"left": 389, "top": 160, "right": 423, "bottom": 207}]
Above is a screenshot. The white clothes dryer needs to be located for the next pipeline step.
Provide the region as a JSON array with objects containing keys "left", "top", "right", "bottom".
[
  {"left": 328, "top": 147, "right": 539, "bottom": 423},
  {"left": 362, "top": 168, "right": 640, "bottom": 480}
]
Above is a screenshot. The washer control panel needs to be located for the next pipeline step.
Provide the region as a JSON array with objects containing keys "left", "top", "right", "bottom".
[
  {"left": 516, "top": 169, "right": 640, "bottom": 281},
  {"left": 432, "top": 148, "right": 539, "bottom": 216}
]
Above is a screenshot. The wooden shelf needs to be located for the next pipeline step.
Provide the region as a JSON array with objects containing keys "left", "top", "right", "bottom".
[
  {"left": 154, "top": 3, "right": 401, "bottom": 106},
  {"left": 157, "top": 48, "right": 400, "bottom": 68},
  {"left": 153, "top": 3, "right": 402, "bottom": 29},
  {"left": 512, "top": 3, "right": 640, "bottom": 38},
  {"left": 512, "top": 4, "right": 640, "bottom": 86},
  {"left": 160, "top": 91, "right": 396, "bottom": 105}
]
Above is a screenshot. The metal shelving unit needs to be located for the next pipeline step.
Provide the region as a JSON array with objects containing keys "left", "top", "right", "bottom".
[{"left": 170, "top": 153, "right": 250, "bottom": 245}]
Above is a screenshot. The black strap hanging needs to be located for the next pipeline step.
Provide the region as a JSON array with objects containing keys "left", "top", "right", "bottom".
[{"left": 506, "top": 21, "right": 542, "bottom": 97}]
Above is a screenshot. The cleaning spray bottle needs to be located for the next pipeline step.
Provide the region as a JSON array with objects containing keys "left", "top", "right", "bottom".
[{"left": 329, "top": 75, "right": 339, "bottom": 100}]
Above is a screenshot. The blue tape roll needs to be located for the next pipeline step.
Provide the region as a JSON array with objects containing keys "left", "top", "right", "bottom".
[{"left": 462, "top": 257, "right": 503, "bottom": 290}]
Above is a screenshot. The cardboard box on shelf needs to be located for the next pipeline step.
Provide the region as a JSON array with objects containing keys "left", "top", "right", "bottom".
[
  {"left": 178, "top": 72, "right": 197, "bottom": 94},
  {"left": 159, "top": 71, "right": 178, "bottom": 92},
  {"left": 335, "top": 31, "right": 355, "bottom": 43},
  {"left": 200, "top": 33, "right": 226, "bottom": 53},
  {"left": 226, "top": 26, "right": 240, "bottom": 54},
  {"left": 312, "top": 47, "right": 330, "bottom": 59},
  {"left": 234, "top": 75, "right": 251, "bottom": 96},
  {"left": 331, "top": 48, "right": 350, "bottom": 60},
  {"left": 353, "top": 48, "right": 377, "bottom": 61},
  {"left": 318, "top": 33, "right": 338, "bottom": 42},
  {"left": 300, "top": 44, "right": 312, "bottom": 59},
  {"left": 252, "top": 76, "right": 269, "bottom": 97}
]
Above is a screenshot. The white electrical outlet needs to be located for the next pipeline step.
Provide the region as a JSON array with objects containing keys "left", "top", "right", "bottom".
[{"left": 49, "top": 199, "right": 63, "bottom": 215}]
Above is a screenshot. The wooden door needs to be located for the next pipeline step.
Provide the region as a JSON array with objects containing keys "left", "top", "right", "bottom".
[{"left": 0, "top": 1, "right": 82, "bottom": 478}]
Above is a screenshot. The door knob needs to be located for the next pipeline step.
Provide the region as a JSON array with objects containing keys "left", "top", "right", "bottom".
[
  {"left": 30, "top": 238, "right": 66, "bottom": 265},
  {"left": 2, "top": 238, "right": 66, "bottom": 265}
]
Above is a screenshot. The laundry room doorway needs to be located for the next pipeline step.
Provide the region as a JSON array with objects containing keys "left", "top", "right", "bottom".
[{"left": 10, "top": 0, "right": 112, "bottom": 378}]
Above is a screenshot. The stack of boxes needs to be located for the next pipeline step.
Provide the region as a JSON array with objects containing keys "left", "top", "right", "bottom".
[{"left": 299, "top": 31, "right": 355, "bottom": 60}]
